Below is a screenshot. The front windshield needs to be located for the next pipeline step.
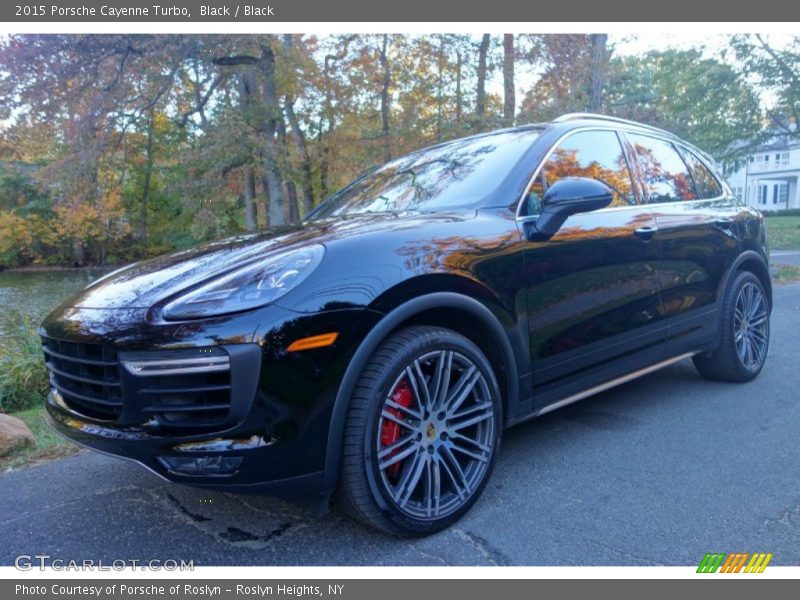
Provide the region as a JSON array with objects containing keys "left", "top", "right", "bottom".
[{"left": 310, "top": 129, "right": 541, "bottom": 219}]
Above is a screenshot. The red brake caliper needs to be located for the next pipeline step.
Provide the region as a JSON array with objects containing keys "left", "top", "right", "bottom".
[{"left": 381, "top": 379, "right": 413, "bottom": 478}]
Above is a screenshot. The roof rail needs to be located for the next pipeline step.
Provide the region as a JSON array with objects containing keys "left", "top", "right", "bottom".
[{"left": 552, "top": 113, "right": 676, "bottom": 137}]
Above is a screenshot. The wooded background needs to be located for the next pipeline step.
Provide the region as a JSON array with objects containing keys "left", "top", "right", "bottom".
[{"left": 0, "top": 34, "right": 797, "bottom": 267}]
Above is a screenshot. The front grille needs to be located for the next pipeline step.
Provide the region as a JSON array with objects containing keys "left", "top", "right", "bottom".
[
  {"left": 42, "top": 337, "right": 259, "bottom": 431},
  {"left": 41, "top": 335, "right": 123, "bottom": 421},
  {"left": 121, "top": 351, "right": 233, "bottom": 429}
]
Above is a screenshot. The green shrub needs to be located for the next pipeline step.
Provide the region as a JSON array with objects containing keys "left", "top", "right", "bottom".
[
  {"left": 761, "top": 208, "right": 800, "bottom": 217},
  {"left": 0, "top": 314, "right": 48, "bottom": 413}
]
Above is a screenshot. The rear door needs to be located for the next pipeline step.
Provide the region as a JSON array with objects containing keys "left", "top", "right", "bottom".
[
  {"left": 625, "top": 132, "right": 740, "bottom": 354},
  {"left": 519, "top": 129, "right": 666, "bottom": 406}
]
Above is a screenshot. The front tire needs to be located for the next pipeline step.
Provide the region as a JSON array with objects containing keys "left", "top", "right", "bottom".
[
  {"left": 337, "top": 326, "right": 502, "bottom": 536},
  {"left": 693, "top": 270, "right": 770, "bottom": 382}
]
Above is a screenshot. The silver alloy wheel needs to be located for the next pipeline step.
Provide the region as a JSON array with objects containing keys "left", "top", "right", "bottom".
[
  {"left": 375, "top": 350, "right": 495, "bottom": 520},
  {"left": 733, "top": 281, "right": 769, "bottom": 371}
]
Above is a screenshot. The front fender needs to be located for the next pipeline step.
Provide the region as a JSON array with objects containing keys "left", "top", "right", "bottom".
[{"left": 320, "top": 291, "right": 521, "bottom": 496}]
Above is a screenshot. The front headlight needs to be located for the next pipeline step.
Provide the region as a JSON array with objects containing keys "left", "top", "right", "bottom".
[{"left": 162, "top": 244, "right": 324, "bottom": 320}]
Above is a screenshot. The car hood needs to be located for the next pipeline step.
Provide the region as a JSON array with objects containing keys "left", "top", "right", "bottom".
[{"left": 60, "top": 212, "right": 473, "bottom": 310}]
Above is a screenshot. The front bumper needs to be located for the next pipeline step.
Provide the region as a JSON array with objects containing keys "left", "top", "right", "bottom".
[
  {"left": 40, "top": 303, "right": 382, "bottom": 500},
  {"left": 44, "top": 385, "right": 325, "bottom": 496}
]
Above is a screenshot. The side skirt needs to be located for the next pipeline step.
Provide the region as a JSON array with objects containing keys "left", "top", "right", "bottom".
[{"left": 507, "top": 351, "right": 696, "bottom": 427}]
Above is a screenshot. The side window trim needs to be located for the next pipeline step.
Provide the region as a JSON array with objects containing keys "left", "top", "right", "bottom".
[
  {"left": 515, "top": 126, "right": 640, "bottom": 219},
  {"left": 616, "top": 130, "right": 647, "bottom": 205}
]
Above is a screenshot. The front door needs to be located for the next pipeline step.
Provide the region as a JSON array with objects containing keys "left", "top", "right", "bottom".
[{"left": 518, "top": 129, "right": 666, "bottom": 406}]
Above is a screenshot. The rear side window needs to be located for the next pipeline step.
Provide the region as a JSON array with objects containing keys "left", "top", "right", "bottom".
[
  {"left": 680, "top": 149, "right": 724, "bottom": 199},
  {"left": 627, "top": 133, "right": 696, "bottom": 203},
  {"left": 521, "top": 130, "right": 637, "bottom": 216}
]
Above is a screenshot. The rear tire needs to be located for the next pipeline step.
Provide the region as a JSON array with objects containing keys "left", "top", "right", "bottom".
[
  {"left": 693, "top": 270, "right": 770, "bottom": 382},
  {"left": 337, "top": 325, "right": 502, "bottom": 536}
]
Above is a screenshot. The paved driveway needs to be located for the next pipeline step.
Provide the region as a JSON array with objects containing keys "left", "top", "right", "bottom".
[
  {"left": 2, "top": 284, "right": 799, "bottom": 566},
  {"left": 772, "top": 250, "right": 800, "bottom": 266}
]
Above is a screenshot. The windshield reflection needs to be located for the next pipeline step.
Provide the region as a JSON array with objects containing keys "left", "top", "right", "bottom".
[{"left": 310, "top": 130, "right": 541, "bottom": 218}]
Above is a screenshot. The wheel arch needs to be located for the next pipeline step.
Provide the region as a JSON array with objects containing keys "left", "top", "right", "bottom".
[
  {"left": 722, "top": 250, "right": 772, "bottom": 312},
  {"left": 321, "top": 292, "right": 520, "bottom": 496}
]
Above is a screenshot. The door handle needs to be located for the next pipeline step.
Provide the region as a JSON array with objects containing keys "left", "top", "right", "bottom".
[
  {"left": 634, "top": 226, "right": 657, "bottom": 241},
  {"left": 715, "top": 217, "right": 735, "bottom": 229}
]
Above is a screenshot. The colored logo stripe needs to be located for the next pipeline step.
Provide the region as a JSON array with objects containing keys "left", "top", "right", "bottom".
[
  {"left": 697, "top": 553, "right": 772, "bottom": 573},
  {"left": 744, "top": 553, "right": 773, "bottom": 573},
  {"left": 697, "top": 553, "right": 726, "bottom": 573}
]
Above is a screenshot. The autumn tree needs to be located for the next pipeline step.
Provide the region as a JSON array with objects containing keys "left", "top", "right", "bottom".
[
  {"left": 605, "top": 49, "right": 763, "bottom": 158},
  {"left": 0, "top": 34, "right": 789, "bottom": 269}
]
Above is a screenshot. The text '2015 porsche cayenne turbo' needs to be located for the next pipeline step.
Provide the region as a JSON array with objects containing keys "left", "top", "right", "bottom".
[{"left": 41, "top": 113, "right": 771, "bottom": 536}]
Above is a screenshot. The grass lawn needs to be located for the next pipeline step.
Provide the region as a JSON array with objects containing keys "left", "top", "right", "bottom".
[
  {"left": 765, "top": 215, "right": 800, "bottom": 250},
  {"left": 0, "top": 406, "right": 79, "bottom": 472},
  {"left": 772, "top": 263, "right": 800, "bottom": 285}
]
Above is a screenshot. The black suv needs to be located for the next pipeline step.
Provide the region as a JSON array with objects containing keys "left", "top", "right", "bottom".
[{"left": 42, "top": 113, "right": 771, "bottom": 536}]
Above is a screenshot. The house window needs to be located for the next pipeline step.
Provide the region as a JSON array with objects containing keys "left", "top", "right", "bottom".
[
  {"left": 777, "top": 183, "right": 789, "bottom": 206},
  {"left": 759, "top": 185, "right": 768, "bottom": 205},
  {"left": 776, "top": 152, "right": 790, "bottom": 167}
]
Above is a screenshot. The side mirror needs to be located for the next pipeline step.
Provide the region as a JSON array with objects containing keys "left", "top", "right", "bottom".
[{"left": 524, "top": 177, "right": 614, "bottom": 241}]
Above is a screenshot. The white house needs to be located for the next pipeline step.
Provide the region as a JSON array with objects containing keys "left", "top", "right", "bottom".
[{"left": 724, "top": 128, "right": 800, "bottom": 211}]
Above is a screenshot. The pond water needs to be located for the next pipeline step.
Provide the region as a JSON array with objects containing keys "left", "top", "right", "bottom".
[{"left": 0, "top": 269, "right": 109, "bottom": 339}]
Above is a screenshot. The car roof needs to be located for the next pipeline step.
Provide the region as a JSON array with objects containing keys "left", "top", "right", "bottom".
[{"left": 547, "top": 112, "right": 679, "bottom": 139}]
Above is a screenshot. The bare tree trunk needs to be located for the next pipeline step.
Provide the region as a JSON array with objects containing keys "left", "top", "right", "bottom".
[
  {"left": 435, "top": 35, "right": 445, "bottom": 141},
  {"left": 243, "top": 168, "right": 257, "bottom": 231},
  {"left": 282, "top": 34, "right": 315, "bottom": 217},
  {"left": 285, "top": 99, "right": 315, "bottom": 217},
  {"left": 502, "top": 34, "right": 515, "bottom": 128},
  {"left": 318, "top": 35, "right": 356, "bottom": 197},
  {"left": 476, "top": 34, "right": 490, "bottom": 129},
  {"left": 276, "top": 113, "right": 300, "bottom": 225},
  {"left": 237, "top": 71, "right": 258, "bottom": 231},
  {"left": 140, "top": 108, "right": 155, "bottom": 243},
  {"left": 191, "top": 58, "right": 210, "bottom": 130},
  {"left": 588, "top": 34, "right": 608, "bottom": 112},
  {"left": 319, "top": 55, "right": 333, "bottom": 198},
  {"left": 285, "top": 181, "right": 300, "bottom": 224},
  {"left": 455, "top": 49, "right": 463, "bottom": 126},
  {"left": 259, "top": 41, "right": 285, "bottom": 228},
  {"left": 71, "top": 239, "right": 85, "bottom": 267},
  {"left": 379, "top": 34, "right": 392, "bottom": 162}
]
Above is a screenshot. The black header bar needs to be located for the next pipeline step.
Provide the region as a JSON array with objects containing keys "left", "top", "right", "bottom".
[{"left": 3, "top": 0, "right": 800, "bottom": 22}]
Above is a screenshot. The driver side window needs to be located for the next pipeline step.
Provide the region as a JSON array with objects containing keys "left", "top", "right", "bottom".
[{"left": 521, "top": 130, "right": 637, "bottom": 216}]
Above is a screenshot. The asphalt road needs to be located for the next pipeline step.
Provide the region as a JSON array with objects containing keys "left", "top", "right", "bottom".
[
  {"left": 772, "top": 250, "right": 800, "bottom": 266},
  {"left": 2, "top": 284, "right": 799, "bottom": 567}
]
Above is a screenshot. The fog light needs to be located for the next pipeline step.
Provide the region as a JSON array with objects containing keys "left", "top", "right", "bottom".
[{"left": 157, "top": 455, "right": 243, "bottom": 476}]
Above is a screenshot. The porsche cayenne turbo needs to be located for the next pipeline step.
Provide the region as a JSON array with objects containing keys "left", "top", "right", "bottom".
[{"left": 41, "top": 113, "right": 771, "bottom": 535}]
